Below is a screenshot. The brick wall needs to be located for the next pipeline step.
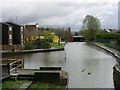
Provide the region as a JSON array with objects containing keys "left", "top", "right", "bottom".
[
  {"left": 1, "top": 44, "right": 23, "bottom": 51},
  {"left": 113, "top": 65, "right": 120, "bottom": 89}
]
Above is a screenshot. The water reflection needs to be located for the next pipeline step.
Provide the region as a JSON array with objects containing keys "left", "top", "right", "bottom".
[{"left": 24, "top": 51, "right": 66, "bottom": 69}]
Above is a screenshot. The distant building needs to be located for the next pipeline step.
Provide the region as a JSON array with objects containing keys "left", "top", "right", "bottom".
[
  {"left": 101, "top": 29, "right": 118, "bottom": 33},
  {"left": 32, "top": 35, "right": 59, "bottom": 43},
  {"left": 0, "top": 22, "right": 12, "bottom": 51},
  {"left": 24, "top": 23, "right": 38, "bottom": 42},
  {"left": 52, "top": 36, "right": 59, "bottom": 43},
  {"left": 0, "top": 22, "right": 24, "bottom": 51},
  {"left": 72, "top": 36, "right": 85, "bottom": 42}
]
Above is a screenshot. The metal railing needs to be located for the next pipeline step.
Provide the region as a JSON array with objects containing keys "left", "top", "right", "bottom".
[{"left": 9, "top": 59, "right": 23, "bottom": 72}]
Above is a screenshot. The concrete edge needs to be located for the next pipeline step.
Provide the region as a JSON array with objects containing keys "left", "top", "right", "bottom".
[
  {"left": 89, "top": 42, "right": 120, "bottom": 62},
  {"left": 1, "top": 48, "right": 64, "bottom": 54},
  {"left": 114, "top": 64, "right": 120, "bottom": 72},
  {"left": 18, "top": 81, "right": 32, "bottom": 90}
]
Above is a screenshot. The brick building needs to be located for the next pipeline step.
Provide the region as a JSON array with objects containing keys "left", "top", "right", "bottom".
[
  {"left": 24, "top": 23, "right": 38, "bottom": 42},
  {"left": 0, "top": 22, "right": 24, "bottom": 51}
]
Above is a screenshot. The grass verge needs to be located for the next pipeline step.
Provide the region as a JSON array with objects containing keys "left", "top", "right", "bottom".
[
  {"left": 2, "top": 80, "right": 28, "bottom": 89},
  {"left": 94, "top": 42, "right": 106, "bottom": 46},
  {"left": 29, "top": 82, "right": 63, "bottom": 90},
  {"left": 51, "top": 43, "right": 64, "bottom": 49}
]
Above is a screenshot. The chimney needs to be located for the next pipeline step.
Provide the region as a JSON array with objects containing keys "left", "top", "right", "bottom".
[{"left": 36, "top": 23, "right": 38, "bottom": 28}]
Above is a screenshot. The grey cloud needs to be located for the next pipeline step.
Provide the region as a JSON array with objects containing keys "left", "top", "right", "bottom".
[{"left": 2, "top": 1, "right": 118, "bottom": 31}]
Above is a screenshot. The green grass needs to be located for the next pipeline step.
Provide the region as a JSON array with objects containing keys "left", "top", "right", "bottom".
[
  {"left": 51, "top": 43, "right": 64, "bottom": 49},
  {"left": 95, "top": 42, "right": 120, "bottom": 51},
  {"left": 2, "top": 80, "right": 28, "bottom": 89},
  {"left": 2, "top": 81, "right": 64, "bottom": 90},
  {"left": 29, "top": 82, "right": 62, "bottom": 90},
  {"left": 95, "top": 42, "right": 106, "bottom": 46}
]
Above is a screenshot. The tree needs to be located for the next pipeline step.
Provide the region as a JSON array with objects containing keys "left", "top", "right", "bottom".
[
  {"left": 74, "top": 32, "right": 79, "bottom": 36},
  {"left": 43, "top": 30, "right": 55, "bottom": 42},
  {"left": 53, "top": 28, "right": 66, "bottom": 41},
  {"left": 81, "top": 15, "right": 101, "bottom": 41}
]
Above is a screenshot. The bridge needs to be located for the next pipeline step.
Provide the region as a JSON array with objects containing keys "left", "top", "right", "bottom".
[{"left": 72, "top": 36, "right": 85, "bottom": 42}]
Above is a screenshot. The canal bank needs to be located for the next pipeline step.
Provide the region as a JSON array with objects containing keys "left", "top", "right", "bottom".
[
  {"left": 91, "top": 42, "right": 120, "bottom": 61},
  {"left": 113, "top": 64, "right": 120, "bottom": 89},
  {"left": 1, "top": 48, "right": 64, "bottom": 54}
]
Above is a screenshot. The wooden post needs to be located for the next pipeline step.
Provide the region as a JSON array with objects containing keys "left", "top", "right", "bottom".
[{"left": 118, "top": 34, "right": 120, "bottom": 44}]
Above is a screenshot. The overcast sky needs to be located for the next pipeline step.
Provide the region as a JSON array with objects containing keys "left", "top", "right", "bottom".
[{"left": 0, "top": 0, "right": 119, "bottom": 31}]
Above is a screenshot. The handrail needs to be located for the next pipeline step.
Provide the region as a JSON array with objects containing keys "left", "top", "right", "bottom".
[
  {"left": 10, "top": 64, "right": 22, "bottom": 72},
  {"left": 1, "top": 59, "right": 19, "bottom": 64},
  {"left": 10, "top": 59, "right": 22, "bottom": 66},
  {"left": 10, "top": 59, "right": 23, "bottom": 72}
]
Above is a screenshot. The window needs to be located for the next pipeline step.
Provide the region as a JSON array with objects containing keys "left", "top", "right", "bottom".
[
  {"left": 9, "top": 42, "right": 12, "bottom": 45},
  {"left": 9, "top": 27, "right": 12, "bottom": 31},
  {"left": 21, "top": 40, "right": 23, "bottom": 45},
  {"left": 9, "top": 35, "right": 12, "bottom": 39},
  {"left": 21, "top": 27, "right": 23, "bottom": 31},
  {"left": 21, "top": 35, "right": 23, "bottom": 40}
]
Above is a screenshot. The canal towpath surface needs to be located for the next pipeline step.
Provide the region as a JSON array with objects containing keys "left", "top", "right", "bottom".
[{"left": 92, "top": 42, "right": 120, "bottom": 62}]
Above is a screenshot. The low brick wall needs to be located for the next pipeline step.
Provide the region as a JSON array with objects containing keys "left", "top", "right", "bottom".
[
  {"left": 1, "top": 45, "right": 23, "bottom": 51},
  {"left": 34, "top": 71, "right": 60, "bottom": 83},
  {"left": 113, "top": 65, "right": 120, "bottom": 89},
  {"left": 39, "top": 67, "right": 62, "bottom": 71}
]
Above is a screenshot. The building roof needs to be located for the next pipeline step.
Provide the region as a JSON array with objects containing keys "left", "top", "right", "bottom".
[
  {"left": 24, "top": 24, "right": 38, "bottom": 38},
  {"left": 6, "top": 22, "right": 23, "bottom": 27},
  {"left": 0, "top": 22, "right": 11, "bottom": 26},
  {"left": 73, "top": 35, "right": 84, "bottom": 38}
]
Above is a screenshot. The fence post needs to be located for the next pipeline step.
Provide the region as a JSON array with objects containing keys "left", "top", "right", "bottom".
[
  {"left": 21, "top": 59, "right": 24, "bottom": 70},
  {"left": 7, "top": 63, "right": 10, "bottom": 75}
]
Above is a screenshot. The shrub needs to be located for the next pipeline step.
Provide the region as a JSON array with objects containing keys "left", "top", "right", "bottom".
[
  {"left": 96, "top": 33, "right": 118, "bottom": 39},
  {"left": 24, "top": 42, "right": 37, "bottom": 50},
  {"left": 25, "top": 40, "right": 51, "bottom": 50},
  {"left": 105, "top": 43, "right": 120, "bottom": 51},
  {"left": 96, "top": 32, "right": 118, "bottom": 43},
  {"left": 34, "top": 40, "right": 51, "bottom": 49},
  {"left": 39, "top": 41, "right": 51, "bottom": 49}
]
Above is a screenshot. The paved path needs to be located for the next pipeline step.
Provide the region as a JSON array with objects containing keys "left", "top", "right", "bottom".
[{"left": 93, "top": 43, "right": 120, "bottom": 62}]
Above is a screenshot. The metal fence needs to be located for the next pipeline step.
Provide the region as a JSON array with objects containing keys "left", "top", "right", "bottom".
[{"left": 0, "top": 59, "right": 23, "bottom": 80}]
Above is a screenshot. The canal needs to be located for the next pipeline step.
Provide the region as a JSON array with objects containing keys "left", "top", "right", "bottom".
[
  {"left": 23, "top": 42, "right": 117, "bottom": 88},
  {"left": 3, "top": 42, "right": 117, "bottom": 88}
]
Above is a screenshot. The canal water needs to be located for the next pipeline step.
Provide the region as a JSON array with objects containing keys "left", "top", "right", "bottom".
[{"left": 3, "top": 42, "right": 117, "bottom": 88}]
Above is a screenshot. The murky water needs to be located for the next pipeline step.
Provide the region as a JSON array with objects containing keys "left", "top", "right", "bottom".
[{"left": 22, "top": 42, "right": 116, "bottom": 88}]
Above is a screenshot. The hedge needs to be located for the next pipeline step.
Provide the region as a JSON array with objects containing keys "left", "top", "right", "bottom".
[{"left": 96, "top": 33, "right": 118, "bottom": 39}]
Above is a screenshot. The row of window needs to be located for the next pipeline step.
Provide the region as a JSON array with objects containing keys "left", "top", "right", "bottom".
[
  {"left": 9, "top": 35, "right": 23, "bottom": 39},
  {"left": 9, "top": 26, "right": 23, "bottom": 32},
  {"left": 8, "top": 26, "right": 23, "bottom": 45},
  {"left": 9, "top": 35, "right": 24, "bottom": 45}
]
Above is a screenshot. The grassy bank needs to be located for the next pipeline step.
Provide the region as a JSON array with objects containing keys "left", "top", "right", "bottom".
[
  {"left": 29, "top": 82, "right": 63, "bottom": 90},
  {"left": 2, "top": 80, "right": 28, "bottom": 89},
  {"left": 51, "top": 43, "right": 64, "bottom": 49},
  {"left": 1, "top": 80, "right": 64, "bottom": 89},
  {"left": 95, "top": 42, "right": 120, "bottom": 51},
  {"left": 94, "top": 42, "right": 106, "bottom": 46}
]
